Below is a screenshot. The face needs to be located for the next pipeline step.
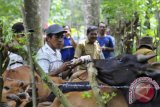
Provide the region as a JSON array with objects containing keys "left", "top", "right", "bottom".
[
  {"left": 87, "top": 30, "right": 98, "bottom": 44},
  {"left": 47, "top": 33, "right": 64, "bottom": 50},
  {"left": 99, "top": 23, "right": 106, "bottom": 35},
  {"left": 64, "top": 26, "right": 71, "bottom": 37},
  {"left": 14, "top": 33, "right": 27, "bottom": 45}
]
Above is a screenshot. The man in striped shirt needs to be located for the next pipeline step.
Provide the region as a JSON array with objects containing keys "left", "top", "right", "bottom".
[{"left": 36, "top": 24, "right": 73, "bottom": 78}]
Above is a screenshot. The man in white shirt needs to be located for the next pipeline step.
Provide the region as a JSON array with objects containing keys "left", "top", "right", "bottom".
[
  {"left": 7, "top": 22, "right": 25, "bottom": 70},
  {"left": 36, "top": 24, "right": 72, "bottom": 78},
  {"left": 7, "top": 52, "right": 24, "bottom": 69}
]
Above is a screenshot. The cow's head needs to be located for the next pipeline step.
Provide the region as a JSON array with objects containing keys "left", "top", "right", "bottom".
[
  {"left": 2, "top": 80, "right": 29, "bottom": 102},
  {"left": 94, "top": 54, "right": 156, "bottom": 86}
]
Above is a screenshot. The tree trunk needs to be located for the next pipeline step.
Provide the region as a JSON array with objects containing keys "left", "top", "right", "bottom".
[
  {"left": 23, "top": 0, "right": 44, "bottom": 106},
  {"left": 24, "top": 0, "right": 43, "bottom": 52},
  {"left": 158, "top": 10, "right": 160, "bottom": 40},
  {"left": 156, "top": 10, "right": 160, "bottom": 61},
  {"left": 39, "top": 0, "right": 50, "bottom": 28},
  {"left": 83, "top": 0, "right": 100, "bottom": 27},
  {"left": 0, "top": 21, "right": 9, "bottom": 101},
  {"left": 0, "top": 21, "right": 3, "bottom": 101}
]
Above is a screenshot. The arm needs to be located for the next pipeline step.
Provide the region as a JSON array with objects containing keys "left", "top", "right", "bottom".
[
  {"left": 74, "top": 43, "right": 83, "bottom": 58},
  {"left": 102, "top": 37, "right": 114, "bottom": 51},
  {"left": 49, "top": 61, "right": 73, "bottom": 77},
  {"left": 102, "top": 47, "right": 114, "bottom": 51},
  {"left": 70, "top": 36, "right": 77, "bottom": 48}
]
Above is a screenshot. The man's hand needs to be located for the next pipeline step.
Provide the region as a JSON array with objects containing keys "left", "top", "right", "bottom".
[{"left": 59, "top": 61, "right": 73, "bottom": 72}]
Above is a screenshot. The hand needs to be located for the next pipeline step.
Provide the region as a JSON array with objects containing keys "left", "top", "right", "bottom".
[
  {"left": 59, "top": 61, "right": 73, "bottom": 72},
  {"left": 66, "top": 31, "right": 71, "bottom": 37},
  {"left": 101, "top": 46, "right": 106, "bottom": 51}
]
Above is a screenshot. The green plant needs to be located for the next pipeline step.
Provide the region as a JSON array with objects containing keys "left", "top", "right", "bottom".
[{"left": 101, "top": 92, "right": 117, "bottom": 104}]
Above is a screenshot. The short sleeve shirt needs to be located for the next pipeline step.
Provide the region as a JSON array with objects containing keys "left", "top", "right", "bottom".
[
  {"left": 7, "top": 52, "right": 24, "bottom": 70},
  {"left": 97, "top": 36, "right": 114, "bottom": 59},
  {"left": 74, "top": 39, "right": 104, "bottom": 70},
  {"left": 60, "top": 36, "right": 75, "bottom": 62},
  {"left": 36, "top": 43, "right": 63, "bottom": 73}
]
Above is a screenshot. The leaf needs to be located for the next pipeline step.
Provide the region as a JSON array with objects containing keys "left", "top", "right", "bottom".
[{"left": 81, "top": 91, "right": 92, "bottom": 99}]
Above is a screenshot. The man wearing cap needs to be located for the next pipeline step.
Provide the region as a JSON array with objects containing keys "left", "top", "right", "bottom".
[
  {"left": 36, "top": 24, "right": 73, "bottom": 78},
  {"left": 134, "top": 36, "right": 156, "bottom": 63},
  {"left": 7, "top": 22, "right": 26, "bottom": 70}
]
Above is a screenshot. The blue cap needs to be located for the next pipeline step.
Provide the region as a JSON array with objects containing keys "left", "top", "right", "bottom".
[{"left": 46, "top": 24, "right": 66, "bottom": 35}]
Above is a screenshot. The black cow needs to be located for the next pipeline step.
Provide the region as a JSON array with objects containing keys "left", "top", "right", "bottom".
[{"left": 94, "top": 54, "right": 160, "bottom": 107}]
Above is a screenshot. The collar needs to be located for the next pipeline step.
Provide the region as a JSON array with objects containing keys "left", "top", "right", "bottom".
[
  {"left": 45, "top": 43, "right": 57, "bottom": 55},
  {"left": 85, "top": 38, "right": 98, "bottom": 45},
  {"left": 85, "top": 38, "right": 90, "bottom": 44}
]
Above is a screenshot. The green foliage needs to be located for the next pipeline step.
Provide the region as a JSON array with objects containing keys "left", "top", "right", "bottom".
[
  {"left": 101, "top": 0, "right": 160, "bottom": 35},
  {"left": 81, "top": 91, "right": 92, "bottom": 99},
  {"left": 0, "top": 0, "right": 23, "bottom": 43},
  {"left": 101, "top": 92, "right": 117, "bottom": 104},
  {"left": 49, "top": 0, "right": 84, "bottom": 27},
  {"left": 101, "top": 0, "right": 136, "bottom": 22},
  {"left": 49, "top": 0, "right": 69, "bottom": 25},
  {"left": 0, "top": 17, "right": 13, "bottom": 43},
  {"left": 0, "top": 0, "right": 22, "bottom": 22}
]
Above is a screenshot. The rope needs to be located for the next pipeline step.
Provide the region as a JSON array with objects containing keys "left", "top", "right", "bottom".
[{"left": 1, "top": 76, "right": 158, "bottom": 89}]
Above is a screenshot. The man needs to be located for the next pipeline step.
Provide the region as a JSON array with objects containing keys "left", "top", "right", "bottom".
[
  {"left": 97, "top": 22, "right": 114, "bottom": 59},
  {"left": 60, "top": 25, "right": 77, "bottom": 62},
  {"left": 74, "top": 26, "right": 104, "bottom": 70},
  {"left": 36, "top": 24, "right": 72, "bottom": 78},
  {"left": 134, "top": 36, "right": 156, "bottom": 63},
  {"left": 106, "top": 28, "right": 115, "bottom": 57},
  {"left": 7, "top": 22, "right": 26, "bottom": 70},
  {"left": 106, "top": 28, "right": 115, "bottom": 47}
]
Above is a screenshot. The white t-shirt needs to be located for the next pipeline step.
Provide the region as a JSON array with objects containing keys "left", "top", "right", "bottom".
[
  {"left": 36, "top": 43, "right": 63, "bottom": 73},
  {"left": 7, "top": 52, "right": 24, "bottom": 70}
]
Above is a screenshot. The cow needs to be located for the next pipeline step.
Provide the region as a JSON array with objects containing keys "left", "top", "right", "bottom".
[
  {"left": 49, "top": 54, "right": 160, "bottom": 107},
  {"left": 2, "top": 66, "right": 31, "bottom": 102},
  {"left": 94, "top": 54, "right": 160, "bottom": 107},
  {"left": 2, "top": 65, "right": 66, "bottom": 106}
]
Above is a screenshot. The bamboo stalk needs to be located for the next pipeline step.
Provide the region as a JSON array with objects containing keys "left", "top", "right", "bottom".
[
  {"left": 87, "top": 62, "right": 105, "bottom": 107},
  {"left": 33, "top": 58, "right": 72, "bottom": 107}
]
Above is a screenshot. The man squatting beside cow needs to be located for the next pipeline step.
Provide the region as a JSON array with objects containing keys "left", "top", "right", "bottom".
[{"left": 7, "top": 22, "right": 27, "bottom": 70}]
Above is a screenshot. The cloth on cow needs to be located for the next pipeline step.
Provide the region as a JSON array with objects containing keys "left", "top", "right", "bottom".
[
  {"left": 47, "top": 82, "right": 104, "bottom": 102},
  {"left": 74, "top": 39, "right": 104, "bottom": 70},
  {"left": 7, "top": 52, "right": 24, "bottom": 70},
  {"left": 36, "top": 43, "right": 63, "bottom": 74}
]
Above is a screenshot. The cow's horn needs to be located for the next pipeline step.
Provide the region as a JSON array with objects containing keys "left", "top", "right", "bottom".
[{"left": 137, "top": 54, "right": 156, "bottom": 62}]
